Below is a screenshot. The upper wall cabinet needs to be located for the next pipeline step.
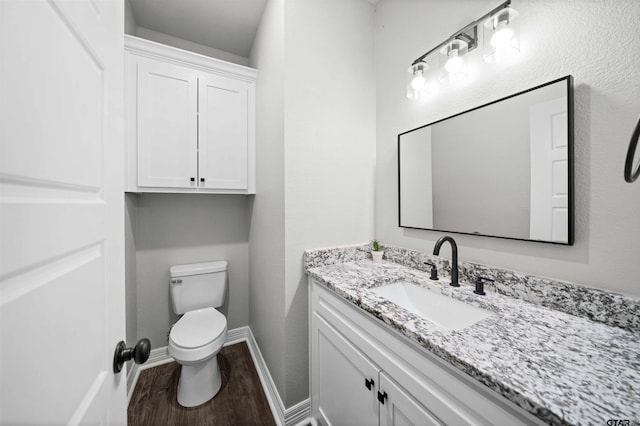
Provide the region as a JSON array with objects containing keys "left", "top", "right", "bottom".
[{"left": 125, "top": 36, "right": 256, "bottom": 194}]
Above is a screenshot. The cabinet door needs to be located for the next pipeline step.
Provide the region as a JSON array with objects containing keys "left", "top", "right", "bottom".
[
  {"left": 379, "top": 372, "right": 443, "bottom": 426},
  {"left": 137, "top": 58, "right": 198, "bottom": 188},
  {"left": 198, "top": 73, "right": 249, "bottom": 190},
  {"left": 314, "top": 315, "right": 379, "bottom": 426}
]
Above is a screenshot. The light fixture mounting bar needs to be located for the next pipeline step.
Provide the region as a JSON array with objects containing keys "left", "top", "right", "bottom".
[{"left": 411, "top": 0, "right": 511, "bottom": 66}]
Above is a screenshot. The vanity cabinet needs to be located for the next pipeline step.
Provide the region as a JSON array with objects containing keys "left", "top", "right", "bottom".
[
  {"left": 310, "top": 279, "right": 545, "bottom": 426},
  {"left": 124, "top": 35, "right": 256, "bottom": 194},
  {"left": 315, "top": 313, "right": 440, "bottom": 426}
]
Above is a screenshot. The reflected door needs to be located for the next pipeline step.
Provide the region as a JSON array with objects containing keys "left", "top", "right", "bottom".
[{"left": 529, "top": 97, "right": 569, "bottom": 242}]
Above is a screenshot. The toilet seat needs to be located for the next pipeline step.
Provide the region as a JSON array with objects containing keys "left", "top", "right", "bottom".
[{"left": 169, "top": 307, "right": 227, "bottom": 363}]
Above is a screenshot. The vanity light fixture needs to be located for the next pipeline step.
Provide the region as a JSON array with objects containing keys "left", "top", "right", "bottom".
[{"left": 407, "top": 0, "right": 519, "bottom": 99}]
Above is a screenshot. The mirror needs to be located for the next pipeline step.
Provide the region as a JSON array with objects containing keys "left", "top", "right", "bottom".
[{"left": 398, "top": 76, "right": 574, "bottom": 245}]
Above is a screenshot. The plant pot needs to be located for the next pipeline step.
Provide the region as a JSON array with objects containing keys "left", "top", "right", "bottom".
[{"left": 371, "top": 250, "right": 384, "bottom": 263}]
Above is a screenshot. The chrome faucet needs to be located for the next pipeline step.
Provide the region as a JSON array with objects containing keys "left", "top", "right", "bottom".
[{"left": 433, "top": 236, "right": 459, "bottom": 287}]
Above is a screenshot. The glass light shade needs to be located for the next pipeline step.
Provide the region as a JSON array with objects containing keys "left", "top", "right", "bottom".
[
  {"left": 439, "top": 39, "right": 468, "bottom": 84},
  {"left": 483, "top": 7, "right": 520, "bottom": 64},
  {"left": 406, "top": 61, "right": 429, "bottom": 99}
]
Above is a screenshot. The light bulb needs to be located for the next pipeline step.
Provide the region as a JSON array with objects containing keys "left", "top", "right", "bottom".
[
  {"left": 411, "top": 72, "right": 426, "bottom": 90},
  {"left": 407, "top": 61, "right": 429, "bottom": 99},
  {"left": 491, "top": 26, "right": 513, "bottom": 49},
  {"left": 445, "top": 55, "right": 464, "bottom": 74}
]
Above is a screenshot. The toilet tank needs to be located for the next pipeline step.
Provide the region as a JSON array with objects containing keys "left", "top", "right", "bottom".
[{"left": 169, "top": 261, "right": 227, "bottom": 314}]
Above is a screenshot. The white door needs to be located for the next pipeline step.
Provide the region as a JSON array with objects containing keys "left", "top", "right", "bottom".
[
  {"left": 198, "top": 73, "right": 249, "bottom": 190},
  {"left": 136, "top": 57, "right": 198, "bottom": 189},
  {"left": 379, "top": 372, "right": 442, "bottom": 426},
  {"left": 314, "top": 315, "right": 380, "bottom": 426},
  {"left": 529, "top": 97, "right": 569, "bottom": 243},
  {"left": 0, "top": 0, "right": 126, "bottom": 424}
]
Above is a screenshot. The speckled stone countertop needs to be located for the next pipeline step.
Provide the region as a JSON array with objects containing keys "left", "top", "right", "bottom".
[{"left": 304, "top": 246, "right": 640, "bottom": 426}]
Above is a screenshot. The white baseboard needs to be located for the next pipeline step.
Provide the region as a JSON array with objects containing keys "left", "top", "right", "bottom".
[
  {"left": 126, "top": 326, "right": 311, "bottom": 426},
  {"left": 126, "top": 346, "right": 172, "bottom": 405}
]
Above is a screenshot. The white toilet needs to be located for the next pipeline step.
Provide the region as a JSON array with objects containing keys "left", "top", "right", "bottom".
[{"left": 168, "top": 260, "right": 228, "bottom": 407}]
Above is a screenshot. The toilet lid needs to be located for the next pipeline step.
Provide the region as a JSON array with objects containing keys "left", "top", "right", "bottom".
[{"left": 171, "top": 307, "right": 227, "bottom": 349}]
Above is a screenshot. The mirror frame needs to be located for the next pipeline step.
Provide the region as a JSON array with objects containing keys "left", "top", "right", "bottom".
[{"left": 398, "top": 75, "right": 574, "bottom": 245}]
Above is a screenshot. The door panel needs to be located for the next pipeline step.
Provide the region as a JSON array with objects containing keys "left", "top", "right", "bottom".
[
  {"left": 316, "top": 315, "right": 379, "bottom": 426},
  {"left": 0, "top": 0, "right": 125, "bottom": 424},
  {"left": 137, "top": 58, "right": 198, "bottom": 188},
  {"left": 379, "top": 372, "right": 443, "bottom": 426},
  {"left": 198, "top": 74, "right": 249, "bottom": 189}
]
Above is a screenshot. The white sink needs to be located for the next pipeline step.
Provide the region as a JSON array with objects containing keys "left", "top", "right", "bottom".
[{"left": 371, "top": 281, "right": 495, "bottom": 331}]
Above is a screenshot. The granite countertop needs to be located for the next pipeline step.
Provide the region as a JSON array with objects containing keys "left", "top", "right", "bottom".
[{"left": 306, "top": 259, "right": 640, "bottom": 426}]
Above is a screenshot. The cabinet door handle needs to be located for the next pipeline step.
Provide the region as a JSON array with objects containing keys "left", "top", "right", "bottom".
[
  {"left": 190, "top": 177, "right": 195, "bottom": 182},
  {"left": 200, "top": 177, "right": 205, "bottom": 182},
  {"left": 365, "top": 378, "right": 375, "bottom": 391},
  {"left": 377, "top": 391, "right": 388, "bottom": 404}
]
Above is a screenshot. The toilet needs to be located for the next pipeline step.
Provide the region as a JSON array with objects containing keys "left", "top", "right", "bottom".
[{"left": 168, "top": 260, "right": 228, "bottom": 407}]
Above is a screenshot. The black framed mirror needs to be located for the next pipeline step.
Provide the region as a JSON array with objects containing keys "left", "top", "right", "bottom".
[{"left": 398, "top": 76, "right": 574, "bottom": 245}]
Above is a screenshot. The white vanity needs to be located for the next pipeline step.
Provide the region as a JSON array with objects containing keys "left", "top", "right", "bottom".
[{"left": 306, "top": 245, "right": 640, "bottom": 426}]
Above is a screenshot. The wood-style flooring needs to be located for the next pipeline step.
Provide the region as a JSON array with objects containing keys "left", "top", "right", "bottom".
[{"left": 128, "top": 342, "right": 276, "bottom": 426}]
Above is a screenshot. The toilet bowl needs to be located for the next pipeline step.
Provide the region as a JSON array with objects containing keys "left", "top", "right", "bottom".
[
  {"left": 168, "top": 260, "right": 229, "bottom": 407},
  {"left": 168, "top": 307, "right": 227, "bottom": 407}
]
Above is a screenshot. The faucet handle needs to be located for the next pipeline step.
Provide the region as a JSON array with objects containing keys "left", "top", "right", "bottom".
[
  {"left": 423, "top": 261, "right": 439, "bottom": 280},
  {"left": 474, "top": 276, "right": 494, "bottom": 296}
]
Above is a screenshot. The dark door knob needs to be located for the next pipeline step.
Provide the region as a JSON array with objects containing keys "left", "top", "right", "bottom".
[{"left": 113, "top": 338, "right": 150, "bottom": 374}]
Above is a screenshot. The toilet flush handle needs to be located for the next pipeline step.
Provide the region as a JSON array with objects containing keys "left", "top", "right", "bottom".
[{"left": 113, "top": 338, "right": 151, "bottom": 374}]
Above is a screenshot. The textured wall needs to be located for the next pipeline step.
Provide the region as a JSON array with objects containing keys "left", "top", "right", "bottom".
[
  {"left": 248, "top": 0, "right": 287, "bottom": 402},
  {"left": 283, "top": 0, "right": 376, "bottom": 406},
  {"left": 249, "top": 0, "right": 376, "bottom": 408},
  {"left": 375, "top": 0, "right": 640, "bottom": 295}
]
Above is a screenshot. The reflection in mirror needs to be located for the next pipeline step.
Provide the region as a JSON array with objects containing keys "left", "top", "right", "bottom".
[{"left": 399, "top": 76, "right": 573, "bottom": 244}]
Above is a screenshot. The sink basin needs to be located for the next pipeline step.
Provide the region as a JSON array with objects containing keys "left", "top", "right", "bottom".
[{"left": 371, "top": 281, "right": 495, "bottom": 331}]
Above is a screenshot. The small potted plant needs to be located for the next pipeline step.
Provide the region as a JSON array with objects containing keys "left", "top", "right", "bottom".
[{"left": 371, "top": 240, "right": 384, "bottom": 263}]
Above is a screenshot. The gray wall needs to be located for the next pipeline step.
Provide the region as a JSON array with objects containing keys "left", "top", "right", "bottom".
[
  {"left": 248, "top": 0, "right": 287, "bottom": 403},
  {"left": 124, "top": 0, "right": 136, "bottom": 35},
  {"left": 283, "top": 0, "right": 376, "bottom": 406},
  {"left": 249, "top": 0, "right": 376, "bottom": 408},
  {"left": 130, "top": 194, "right": 250, "bottom": 349},
  {"left": 135, "top": 27, "right": 249, "bottom": 66},
  {"left": 124, "top": 194, "right": 138, "bottom": 348},
  {"left": 123, "top": 1, "right": 249, "bottom": 66},
  {"left": 375, "top": 0, "right": 640, "bottom": 296}
]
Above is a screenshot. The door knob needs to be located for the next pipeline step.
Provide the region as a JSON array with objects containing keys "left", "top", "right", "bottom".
[{"left": 113, "top": 338, "right": 150, "bottom": 374}]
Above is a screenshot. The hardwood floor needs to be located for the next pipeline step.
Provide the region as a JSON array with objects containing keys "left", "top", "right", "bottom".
[{"left": 128, "top": 342, "right": 276, "bottom": 426}]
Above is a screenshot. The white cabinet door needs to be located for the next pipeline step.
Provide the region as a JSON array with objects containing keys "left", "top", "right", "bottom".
[
  {"left": 379, "top": 372, "right": 443, "bottom": 426},
  {"left": 136, "top": 58, "right": 198, "bottom": 188},
  {"left": 198, "top": 73, "right": 249, "bottom": 190},
  {"left": 1, "top": 0, "right": 126, "bottom": 423},
  {"left": 315, "top": 315, "right": 380, "bottom": 426}
]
